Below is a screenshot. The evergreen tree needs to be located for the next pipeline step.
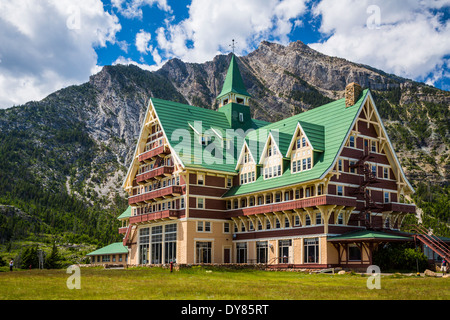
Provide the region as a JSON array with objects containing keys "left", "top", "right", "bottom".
[
  {"left": 45, "top": 241, "right": 61, "bottom": 269},
  {"left": 20, "top": 246, "right": 39, "bottom": 269}
]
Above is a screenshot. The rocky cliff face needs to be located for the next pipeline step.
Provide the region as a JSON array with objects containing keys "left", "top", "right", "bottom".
[{"left": 0, "top": 40, "right": 448, "bottom": 229}]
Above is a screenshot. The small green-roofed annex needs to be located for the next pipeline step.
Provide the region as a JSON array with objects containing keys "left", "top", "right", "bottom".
[
  {"left": 87, "top": 242, "right": 129, "bottom": 256},
  {"left": 328, "top": 230, "right": 413, "bottom": 242}
]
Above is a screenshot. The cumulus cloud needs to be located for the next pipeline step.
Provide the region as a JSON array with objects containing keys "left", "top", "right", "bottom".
[
  {"left": 113, "top": 56, "right": 159, "bottom": 72},
  {"left": 135, "top": 29, "right": 152, "bottom": 54},
  {"left": 155, "top": 0, "right": 309, "bottom": 63},
  {"left": 309, "top": 0, "right": 450, "bottom": 85},
  {"left": 0, "top": 0, "right": 121, "bottom": 108},
  {"left": 112, "top": 0, "right": 172, "bottom": 19}
]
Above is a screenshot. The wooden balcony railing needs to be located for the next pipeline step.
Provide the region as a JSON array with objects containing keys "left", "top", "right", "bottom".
[
  {"left": 228, "top": 195, "right": 357, "bottom": 218},
  {"left": 128, "top": 185, "right": 183, "bottom": 205},
  {"left": 129, "top": 209, "right": 180, "bottom": 224},
  {"left": 136, "top": 166, "right": 174, "bottom": 184},
  {"left": 382, "top": 202, "right": 416, "bottom": 213},
  {"left": 138, "top": 145, "right": 169, "bottom": 163}
]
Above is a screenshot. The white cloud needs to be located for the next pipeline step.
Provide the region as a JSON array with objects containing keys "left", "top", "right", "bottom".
[
  {"left": 135, "top": 29, "right": 152, "bottom": 54},
  {"left": 112, "top": 0, "right": 172, "bottom": 19},
  {"left": 0, "top": 0, "right": 121, "bottom": 108},
  {"left": 309, "top": 0, "right": 450, "bottom": 84},
  {"left": 155, "top": 0, "right": 309, "bottom": 63},
  {"left": 113, "top": 56, "right": 159, "bottom": 72}
]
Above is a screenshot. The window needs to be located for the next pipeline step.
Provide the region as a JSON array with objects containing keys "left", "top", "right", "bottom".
[
  {"left": 275, "top": 218, "right": 281, "bottom": 229},
  {"left": 338, "top": 159, "right": 343, "bottom": 171},
  {"left": 294, "top": 215, "right": 300, "bottom": 226},
  {"left": 224, "top": 222, "right": 230, "bottom": 233},
  {"left": 304, "top": 238, "right": 319, "bottom": 263},
  {"left": 302, "top": 137, "right": 307, "bottom": 148},
  {"left": 349, "top": 161, "right": 356, "bottom": 173},
  {"left": 371, "top": 140, "right": 377, "bottom": 152},
  {"left": 337, "top": 213, "right": 344, "bottom": 225},
  {"left": 180, "top": 197, "right": 185, "bottom": 209},
  {"left": 227, "top": 178, "right": 232, "bottom": 187},
  {"left": 349, "top": 245, "right": 362, "bottom": 261},
  {"left": 196, "top": 242, "right": 212, "bottom": 263},
  {"left": 285, "top": 217, "right": 290, "bottom": 228},
  {"left": 307, "top": 157, "right": 312, "bottom": 170},
  {"left": 275, "top": 193, "right": 281, "bottom": 203},
  {"left": 383, "top": 167, "right": 389, "bottom": 179},
  {"left": 305, "top": 214, "right": 311, "bottom": 226},
  {"left": 302, "top": 159, "right": 307, "bottom": 171},
  {"left": 371, "top": 165, "right": 377, "bottom": 176},
  {"left": 349, "top": 136, "right": 355, "bottom": 148},
  {"left": 337, "top": 185, "right": 343, "bottom": 196},
  {"left": 164, "top": 224, "right": 177, "bottom": 263},
  {"left": 197, "top": 174, "right": 204, "bottom": 185},
  {"left": 256, "top": 241, "right": 268, "bottom": 264},
  {"left": 316, "top": 213, "right": 322, "bottom": 225},
  {"left": 279, "top": 240, "right": 292, "bottom": 263},
  {"left": 198, "top": 221, "right": 211, "bottom": 232},
  {"left": 197, "top": 198, "right": 204, "bottom": 209},
  {"left": 239, "top": 113, "right": 244, "bottom": 122},
  {"left": 296, "top": 138, "right": 301, "bottom": 149},
  {"left": 384, "top": 192, "right": 390, "bottom": 203},
  {"left": 236, "top": 242, "right": 247, "bottom": 263},
  {"left": 151, "top": 226, "right": 163, "bottom": 264},
  {"left": 139, "top": 228, "right": 150, "bottom": 264}
]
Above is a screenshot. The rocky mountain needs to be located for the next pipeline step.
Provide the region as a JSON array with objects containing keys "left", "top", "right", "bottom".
[{"left": 0, "top": 40, "right": 448, "bottom": 245}]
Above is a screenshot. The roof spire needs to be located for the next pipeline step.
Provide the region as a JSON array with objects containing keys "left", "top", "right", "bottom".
[
  {"left": 216, "top": 52, "right": 251, "bottom": 105},
  {"left": 229, "top": 39, "right": 236, "bottom": 54}
]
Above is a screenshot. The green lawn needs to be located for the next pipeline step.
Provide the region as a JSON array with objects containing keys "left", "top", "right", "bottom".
[{"left": 0, "top": 266, "right": 448, "bottom": 300}]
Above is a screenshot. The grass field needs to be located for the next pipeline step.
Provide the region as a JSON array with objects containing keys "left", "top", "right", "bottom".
[{"left": 0, "top": 266, "right": 449, "bottom": 300}]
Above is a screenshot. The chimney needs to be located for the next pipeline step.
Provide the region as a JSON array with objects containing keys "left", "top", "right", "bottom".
[{"left": 345, "top": 82, "right": 362, "bottom": 107}]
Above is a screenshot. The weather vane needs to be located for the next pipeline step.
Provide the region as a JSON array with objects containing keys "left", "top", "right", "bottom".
[{"left": 229, "top": 39, "right": 237, "bottom": 54}]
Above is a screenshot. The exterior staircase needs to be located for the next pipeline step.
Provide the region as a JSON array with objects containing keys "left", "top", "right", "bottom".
[{"left": 409, "top": 224, "right": 450, "bottom": 262}]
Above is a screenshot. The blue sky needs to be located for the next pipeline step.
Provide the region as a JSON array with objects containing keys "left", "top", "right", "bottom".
[{"left": 0, "top": 0, "right": 449, "bottom": 108}]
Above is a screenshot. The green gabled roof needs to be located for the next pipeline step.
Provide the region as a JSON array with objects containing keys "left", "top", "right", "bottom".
[
  {"left": 151, "top": 98, "right": 267, "bottom": 173},
  {"left": 328, "top": 230, "right": 412, "bottom": 242},
  {"left": 299, "top": 121, "right": 325, "bottom": 152},
  {"left": 117, "top": 206, "right": 131, "bottom": 220},
  {"left": 87, "top": 242, "right": 129, "bottom": 256},
  {"left": 216, "top": 54, "right": 251, "bottom": 100},
  {"left": 223, "top": 89, "right": 369, "bottom": 197}
]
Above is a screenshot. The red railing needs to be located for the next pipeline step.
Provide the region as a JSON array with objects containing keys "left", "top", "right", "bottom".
[
  {"left": 128, "top": 185, "right": 183, "bottom": 205},
  {"left": 227, "top": 195, "right": 357, "bottom": 218},
  {"left": 138, "top": 145, "right": 169, "bottom": 162},
  {"left": 382, "top": 202, "right": 416, "bottom": 213},
  {"left": 129, "top": 209, "right": 180, "bottom": 224},
  {"left": 136, "top": 166, "right": 174, "bottom": 183}
]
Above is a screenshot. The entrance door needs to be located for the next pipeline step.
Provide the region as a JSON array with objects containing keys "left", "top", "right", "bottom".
[
  {"left": 223, "top": 248, "right": 230, "bottom": 263},
  {"left": 278, "top": 240, "right": 292, "bottom": 263}
]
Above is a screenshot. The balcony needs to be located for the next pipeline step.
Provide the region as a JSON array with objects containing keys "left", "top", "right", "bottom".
[
  {"left": 228, "top": 195, "right": 357, "bottom": 218},
  {"left": 382, "top": 202, "right": 416, "bottom": 214},
  {"left": 128, "top": 185, "right": 183, "bottom": 205},
  {"left": 138, "top": 145, "right": 170, "bottom": 163},
  {"left": 136, "top": 166, "right": 174, "bottom": 184},
  {"left": 129, "top": 209, "right": 180, "bottom": 224}
]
